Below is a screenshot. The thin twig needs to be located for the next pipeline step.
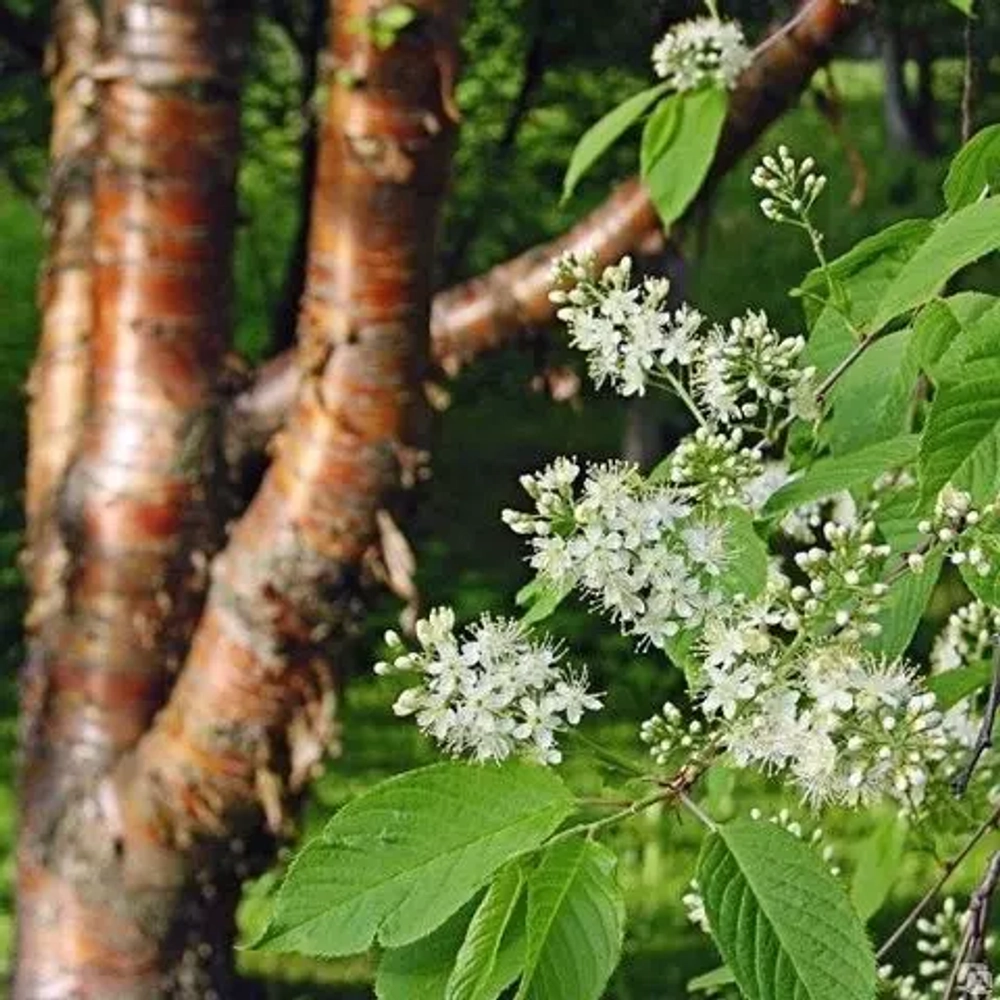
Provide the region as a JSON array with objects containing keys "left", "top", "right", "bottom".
[
  {"left": 815, "top": 328, "right": 882, "bottom": 406},
  {"left": 952, "top": 637, "right": 1000, "bottom": 797},
  {"left": 941, "top": 850, "right": 1000, "bottom": 1000},
  {"left": 877, "top": 800, "right": 1000, "bottom": 961}
]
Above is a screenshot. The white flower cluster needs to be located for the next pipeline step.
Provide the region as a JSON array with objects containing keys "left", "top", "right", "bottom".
[
  {"left": 880, "top": 896, "right": 998, "bottom": 1000},
  {"left": 693, "top": 311, "right": 817, "bottom": 429},
  {"left": 751, "top": 145, "right": 828, "bottom": 223},
  {"left": 651, "top": 16, "right": 751, "bottom": 92},
  {"left": 909, "top": 484, "right": 999, "bottom": 578},
  {"left": 376, "top": 608, "right": 602, "bottom": 765},
  {"left": 550, "top": 255, "right": 815, "bottom": 433},
  {"left": 503, "top": 458, "right": 737, "bottom": 650},
  {"left": 719, "top": 645, "right": 947, "bottom": 808},
  {"left": 549, "top": 254, "right": 704, "bottom": 398}
]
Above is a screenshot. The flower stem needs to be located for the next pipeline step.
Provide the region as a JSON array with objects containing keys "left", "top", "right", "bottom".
[
  {"left": 661, "top": 368, "right": 709, "bottom": 428},
  {"left": 877, "top": 799, "right": 1000, "bottom": 961}
]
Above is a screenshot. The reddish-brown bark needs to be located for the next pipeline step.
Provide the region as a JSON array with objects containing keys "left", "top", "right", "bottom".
[
  {"left": 22, "top": 0, "right": 99, "bottom": 736},
  {"left": 16, "top": 1, "right": 248, "bottom": 995},
  {"left": 231, "top": 0, "right": 862, "bottom": 459}
]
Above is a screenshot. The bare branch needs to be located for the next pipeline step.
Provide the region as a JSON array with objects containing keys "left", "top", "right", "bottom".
[{"left": 230, "top": 0, "right": 865, "bottom": 460}]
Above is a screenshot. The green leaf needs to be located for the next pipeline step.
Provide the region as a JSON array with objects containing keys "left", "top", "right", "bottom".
[
  {"left": 641, "top": 88, "right": 727, "bottom": 228},
  {"left": 946, "top": 0, "right": 973, "bottom": 13},
  {"left": 516, "top": 577, "right": 573, "bottom": 628},
  {"left": 826, "top": 331, "right": 916, "bottom": 454},
  {"left": 927, "top": 661, "right": 995, "bottom": 710},
  {"left": 850, "top": 816, "right": 907, "bottom": 922},
  {"left": 697, "top": 819, "right": 877, "bottom": 1000},
  {"left": 562, "top": 84, "right": 669, "bottom": 201},
  {"left": 516, "top": 838, "right": 625, "bottom": 1000},
  {"left": 377, "top": 901, "right": 480, "bottom": 1000},
  {"left": 919, "top": 314, "right": 1000, "bottom": 504},
  {"left": 873, "top": 485, "right": 925, "bottom": 553},
  {"left": 689, "top": 965, "right": 737, "bottom": 993},
  {"left": 872, "top": 197, "right": 1000, "bottom": 332},
  {"left": 762, "top": 436, "right": 920, "bottom": 518},
  {"left": 865, "top": 550, "right": 944, "bottom": 660},
  {"left": 718, "top": 507, "right": 768, "bottom": 599},
  {"left": 945, "top": 124, "right": 1000, "bottom": 210},
  {"left": 930, "top": 299, "right": 1000, "bottom": 386},
  {"left": 799, "top": 219, "right": 933, "bottom": 332},
  {"left": 961, "top": 556, "right": 1000, "bottom": 605},
  {"left": 254, "top": 762, "right": 575, "bottom": 957},
  {"left": 446, "top": 866, "right": 526, "bottom": 1000}
]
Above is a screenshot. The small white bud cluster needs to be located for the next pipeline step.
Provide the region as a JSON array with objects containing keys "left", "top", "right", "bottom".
[
  {"left": 376, "top": 608, "right": 602, "bottom": 765},
  {"left": 666, "top": 426, "right": 766, "bottom": 509},
  {"left": 639, "top": 700, "right": 710, "bottom": 766},
  {"left": 912, "top": 484, "right": 998, "bottom": 578},
  {"left": 879, "top": 896, "right": 997, "bottom": 1000},
  {"left": 751, "top": 145, "right": 828, "bottom": 223},
  {"left": 694, "top": 310, "right": 817, "bottom": 430},
  {"left": 787, "top": 519, "right": 891, "bottom": 641},
  {"left": 651, "top": 16, "right": 752, "bottom": 93}
]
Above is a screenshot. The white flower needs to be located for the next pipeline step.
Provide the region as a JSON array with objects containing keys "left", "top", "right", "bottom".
[
  {"left": 377, "top": 611, "right": 602, "bottom": 763},
  {"left": 651, "top": 17, "right": 751, "bottom": 92},
  {"left": 701, "top": 663, "right": 758, "bottom": 719}
]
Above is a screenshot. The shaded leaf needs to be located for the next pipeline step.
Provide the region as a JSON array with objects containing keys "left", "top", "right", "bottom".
[
  {"left": 851, "top": 816, "right": 907, "bottom": 922},
  {"left": 641, "top": 88, "right": 727, "bottom": 228},
  {"left": 562, "top": 84, "right": 669, "bottom": 201},
  {"left": 254, "top": 762, "right": 574, "bottom": 957},
  {"left": 698, "top": 820, "right": 876, "bottom": 1000},
  {"left": 516, "top": 838, "right": 625, "bottom": 1000}
]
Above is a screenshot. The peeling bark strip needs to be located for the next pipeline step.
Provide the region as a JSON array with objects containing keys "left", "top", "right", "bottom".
[
  {"left": 15, "top": 1, "right": 248, "bottom": 996},
  {"left": 232, "top": 0, "right": 861, "bottom": 454},
  {"left": 118, "top": 0, "right": 463, "bottom": 846},
  {"left": 22, "top": 0, "right": 99, "bottom": 711}
]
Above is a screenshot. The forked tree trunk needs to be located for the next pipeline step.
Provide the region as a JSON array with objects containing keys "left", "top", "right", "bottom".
[{"left": 16, "top": 0, "right": 861, "bottom": 995}]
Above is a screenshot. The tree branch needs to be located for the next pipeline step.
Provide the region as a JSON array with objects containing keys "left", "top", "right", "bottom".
[{"left": 229, "top": 0, "right": 864, "bottom": 461}]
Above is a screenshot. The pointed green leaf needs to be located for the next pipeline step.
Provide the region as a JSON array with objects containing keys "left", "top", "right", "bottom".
[
  {"left": 697, "top": 819, "right": 876, "bottom": 1000},
  {"left": 446, "top": 866, "right": 526, "bottom": 1000},
  {"left": 919, "top": 315, "right": 1000, "bottom": 504},
  {"left": 562, "top": 83, "right": 669, "bottom": 201},
  {"left": 945, "top": 124, "right": 1000, "bottom": 211},
  {"left": 516, "top": 838, "right": 625, "bottom": 1000},
  {"left": 872, "top": 197, "right": 1000, "bottom": 332},
  {"left": 641, "top": 88, "right": 727, "bottom": 228},
  {"left": 761, "top": 436, "right": 919, "bottom": 518},
  {"left": 253, "top": 762, "right": 574, "bottom": 957},
  {"left": 927, "top": 661, "right": 995, "bottom": 710},
  {"left": 865, "top": 550, "right": 943, "bottom": 660},
  {"left": 377, "top": 901, "right": 480, "bottom": 1000}
]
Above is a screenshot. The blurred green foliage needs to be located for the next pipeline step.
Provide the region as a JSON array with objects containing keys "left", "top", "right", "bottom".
[{"left": 0, "top": 0, "right": 998, "bottom": 995}]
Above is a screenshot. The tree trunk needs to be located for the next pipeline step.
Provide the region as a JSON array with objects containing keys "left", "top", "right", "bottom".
[{"left": 16, "top": 0, "right": 249, "bottom": 993}]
